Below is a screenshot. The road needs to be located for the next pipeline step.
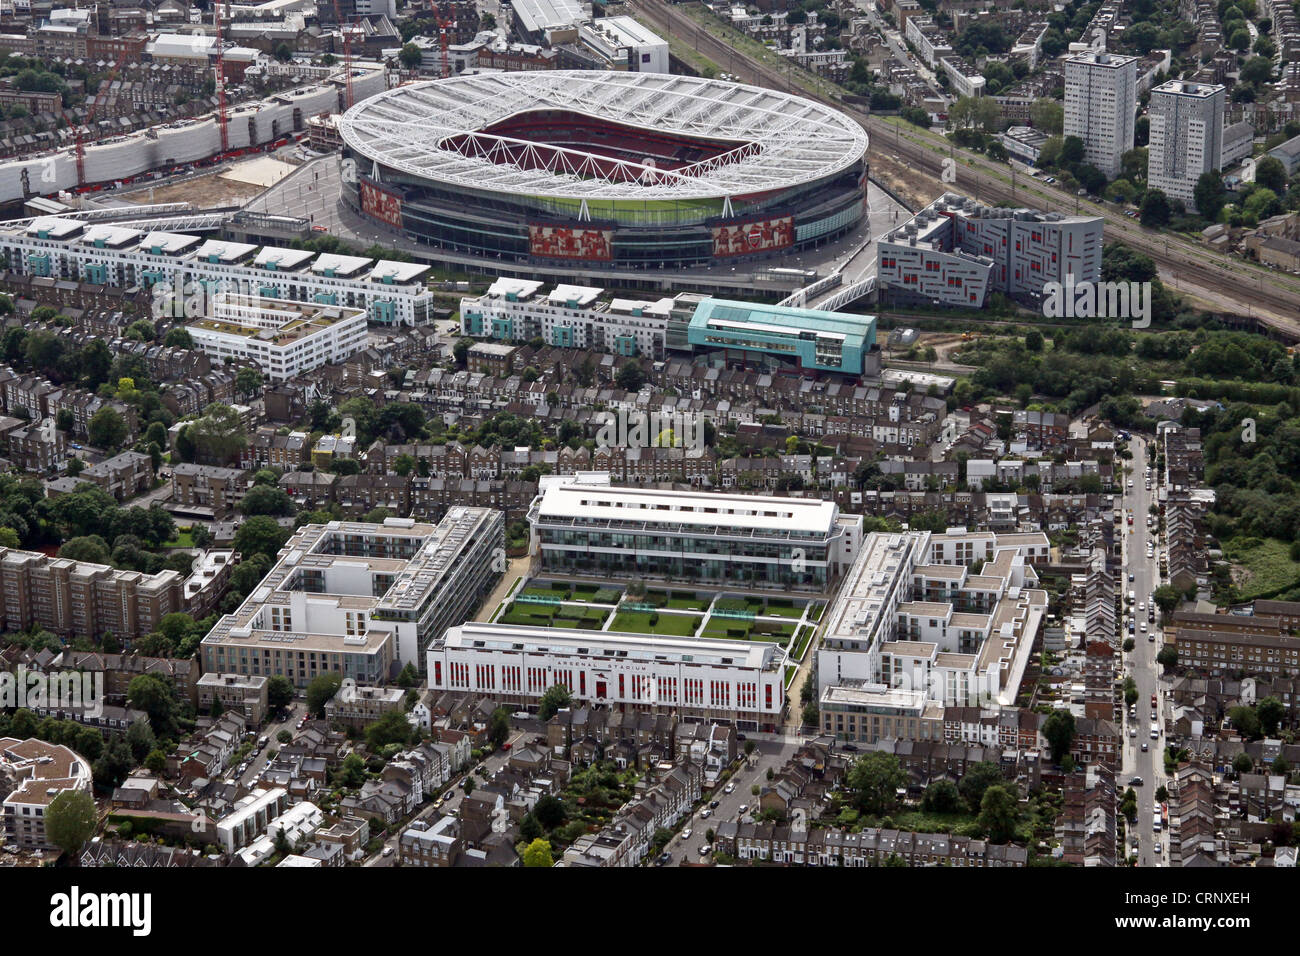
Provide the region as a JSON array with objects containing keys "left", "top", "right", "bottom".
[
  {"left": 664, "top": 734, "right": 801, "bottom": 865},
  {"left": 1118, "top": 434, "right": 1168, "bottom": 867}
]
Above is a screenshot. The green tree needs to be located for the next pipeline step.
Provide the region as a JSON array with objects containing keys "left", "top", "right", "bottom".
[
  {"left": 1194, "top": 169, "right": 1228, "bottom": 219},
  {"left": 1156, "top": 645, "right": 1178, "bottom": 668},
  {"left": 522, "top": 837, "right": 553, "bottom": 867},
  {"left": 366, "top": 710, "right": 415, "bottom": 751},
  {"left": 125, "top": 718, "right": 157, "bottom": 762},
  {"left": 959, "top": 760, "right": 1003, "bottom": 813},
  {"left": 235, "top": 367, "right": 264, "bottom": 400},
  {"left": 163, "top": 326, "right": 193, "bottom": 348},
  {"left": 1232, "top": 752, "right": 1254, "bottom": 774},
  {"left": 847, "top": 751, "right": 906, "bottom": 815},
  {"left": 88, "top": 406, "right": 128, "bottom": 450},
  {"left": 59, "top": 535, "right": 111, "bottom": 565},
  {"left": 1258, "top": 696, "right": 1285, "bottom": 737},
  {"left": 335, "top": 751, "right": 367, "bottom": 788},
  {"left": 1254, "top": 155, "right": 1287, "bottom": 195},
  {"left": 127, "top": 674, "right": 179, "bottom": 739},
  {"left": 1230, "top": 704, "right": 1262, "bottom": 739},
  {"left": 534, "top": 793, "right": 567, "bottom": 829},
  {"left": 1043, "top": 708, "right": 1077, "bottom": 764},
  {"left": 977, "top": 784, "right": 1020, "bottom": 843},
  {"left": 488, "top": 706, "right": 511, "bottom": 750},
  {"left": 615, "top": 360, "right": 645, "bottom": 392},
  {"left": 239, "top": 484, "right": 293, "bottom": 517},
  {"left": 267, "top": 675, "right": 294, "bottom": 711},
  {"left": 44, "top": 789, "right": 97, "bottom": 856},
  {"left": 920, "top": 779, "right": 963, "bottom": 814},
  {"left": 144, "top": 748, "right": 167, "bottom": 773},
  {"left": 1029, "top": 97, "right": 1064, "bottom": 135},
  {"left": 538, "top": 684, "right": 572, "bottom": 721},
  {"left": 187, "top": 402, "right": 248, "bottom": 464},
  {"left": 399, "top": 43, "right": 423, "bottom": 70},
  {"left": 306, "top": 672, "right": 343, "bottom": 717},
  {"left": 233, "top": 515, "right": 290, "bottom": 562},
  {"left": 1140, "top": 188, "right": 1171, "bottom": 227}
]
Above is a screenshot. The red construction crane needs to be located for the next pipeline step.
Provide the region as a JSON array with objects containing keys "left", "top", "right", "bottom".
[
  {"left": 439, "top": 16, "right": 453, "bottom": 79},
  {"left": 214, "top": 0, "right": 230, "bottom": 154},
  {"left": 333, "top": 0, "right": 355, "bottom": 110}
]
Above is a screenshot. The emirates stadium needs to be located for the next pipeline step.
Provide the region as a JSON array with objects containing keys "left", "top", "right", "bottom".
[{"left": 336, "top": 71, "right": 869, "bottom": 269}]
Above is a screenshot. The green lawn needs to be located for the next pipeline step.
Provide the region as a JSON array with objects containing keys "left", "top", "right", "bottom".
[
  {"left": 521, "top": 585, "right": 570, "bottom": 600},
  {"left": 761, "top": 602, "right": 805, "bottom": 619},
  {"left": 808, "top": 603, "right": 825, "bottom": 622},
  {"left": 1221, "top": 537, "right": 1300, "bottom": 600},
  {"left": 162, "top": 531, "right": 195, "bottom": 549},
  {"left": 792, "top": 625, "right": 814, "bottom": 660},
  {"left": 610, "top": 610, "right": 699, "bottom": 636}
]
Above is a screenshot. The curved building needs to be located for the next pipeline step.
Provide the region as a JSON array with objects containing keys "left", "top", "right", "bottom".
[{"left": 337, "top": 70, "right": 869, "bottom": 269}]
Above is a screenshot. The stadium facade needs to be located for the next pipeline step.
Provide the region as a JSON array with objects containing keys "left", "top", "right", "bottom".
[{"left": 337, "top": 71, "right": 869, "bottom": 270}]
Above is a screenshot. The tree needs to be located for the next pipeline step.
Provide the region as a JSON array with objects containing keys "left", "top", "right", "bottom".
[
  {"left": 1254, "top": 155, "right": 1288, "bottom": 195},
  {"left": 125, "top": 718, "right": 157, "bottom": 762},
  {"left": 88, "top": 406, "right": 127, "bottom": 450},
  {"left": 977, "top": 784, "right": 1020, "bottom": 843},
  {"left": 538, "top": 683, "right": 571, "bottom": 721},
  {"left": 1156, "top": 645, "right": 1178, "bottom": 668},
  {"left": 187, "top": 402, "right": 248, "bottom": 464},
  {"left": 920, "top": 779, "right": 962, "bottom": 814},
  {"left": 1140, "top": 188, "right": 1171, "bottom": 227},
  {"left": 1194, "top": 169, "right": 1227, "bottom": 219},
  {"left": 306, "top": 673, "right": 343, "bottom": 717},
  {"left": 366, "top": 710, "right": 415, "bottom": 751},
  {"left": 1043, "top": 708, "right": 1077, "bottom": 764},
  {"left": 847, "top": 752, "right": 906, "bottom": 816},
  {"left": 399, "top": 42, "right": 423, "bottom": 70},
  {"left": 1152, "top": 585, "right": 1180, "bottom": 617},
  {"left": 144, "top": 749, "right": 167, "bottom": 773},
  {"left": 1258, "top": 696, "right": 1285, "bottom": 737},
  {"left": 1024, "top": 330, "right": 1043, "bottom": 352},
  {"left": 1060, "top": 134, "right": 1085, "bottom": 166},
  {"left": 59, "top": 535, "right": 111, "bottom": 565},
  {"left": 1232, "top": 752, "right": 1254, "bottom": 774},
  {"left": 239, "top": 485, "right": 293, "bottom": 517},
  {"left": 267, "top": 675, "right": 294, "bottom": 712},
  {"left": 615, "top": 360, "right": 645, "bottom": 392},
  {"left": 163, "top": 326, "right": 193, "bottom": 348},
  {"left": 1029, "top": 97, "right": 1064, "bottom": 135},
  {"left": 335, "top": 751, "right": 366, "bottom": 788},
  {"left": 233, "top": 515, "right": 290, "bottom": 562},
  {"left": 949, "top": 94, "right": 1001, "bottom": 131},
  {"left": 235, "top": 367, "right": 264, "bottom": 400},
  {"left": 534, "top": 793, "right": 567, "bottom": 829},
  {"left": 1229, "top": 704, "right": 1262, "bottom": 740},
  {"left": 44, "top": 789, "right": 97, "bottom": 856},
  {"left": 274, "top": 42, "right": 293, "bottom": 62},
  {"left": 959, "top": 760, "right": 1003, "bottom": 813},
  {"left": 522, "top": 837, "right": 553, "bottom": 867},
  {"left": 488, "top": 706, "right": 511, "bottom": 750},
  {"left": 1239, "top": 54, "right": 1275, "bottom": 85},
  {"left": 127, "top": 674, "right": 179, "bottom": 740}
]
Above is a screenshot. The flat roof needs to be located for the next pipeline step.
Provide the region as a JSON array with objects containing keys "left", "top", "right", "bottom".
[
  {"left": 311, "top": 252, "right": 372, "bottom": 277},
  {"left": 196, "top": 239, "right": 257, "bottom": 261},
  {"left": 689, "top": 298, "right": 875, "bottom": 348}
]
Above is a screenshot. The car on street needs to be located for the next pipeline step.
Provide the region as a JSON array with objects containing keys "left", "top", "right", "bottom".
[
  {"left": 1130, "top": 727, "right": 1137, "bottom": 737},
  {"left": 1150, "top": 729, "right": 1159, "bottom": 739},
  {"left": 738, "top": 805, "right": 749, "bottom": 815},
  {"left": 699, "top": 844, "right": 712, "bottom": 856},
  {"left": 709, "top": 800, "right": 720, "bottom": 809},
  {"left": 680, "top": 828, "right": 693, "bottom": 840},
  {"left": 382, "top": 845, "right": 394, "bottom": 857},
  {"left": 1154, "top": 842, "right": 1162, "bottom": 855},
  {"left": 1130, "top": 776, "right": 1144, "bottom": 787},
  {"left": 656, "top": 852, "right": 671, "bottom": 866},
  {"left": 700, "top": 808, "right": 712, "bottom": 818},
  {"left": 1141, "top": 742, "right": 1148, "bottom": 751},
  {"left": 724, "top": 783, "right": 735, "bottom": 794}
]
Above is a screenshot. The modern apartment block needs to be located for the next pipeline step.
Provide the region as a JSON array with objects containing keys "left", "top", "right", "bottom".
[
  {"left": 0, "top": 219, "right": 434, "bottom": 326},
  {"left": 527, "top": 473, "right": 862, "bottom": 592},
  {"left": 187, "top": 295, "right": 369, "bottom": 382},
  {"left": 0, "top": 546, "right": 194, "bottom": 642},
  {"left": 200, "top": 511, "right": 504, "bottom": 685},
  {"left": 1, "top": 737, "right": 94, "bottom": 849},
  {"left": 877, "top": 193, "right": 1103, "bottom": 307},
  {"left": 461, "top": 277, "right": 684, "bottom": 360},
  {"left": 817, "top": 529, "right": 1049, "bottom": 743},
  {"left": 427, "top": 621, "right": 789, "bottom": 731},
  {"left": 1064, "top": 51, "right": 1137, "bottom": 179},
  {"left": 1147, "top": 80, "right": 1225, "bottom": 210}
]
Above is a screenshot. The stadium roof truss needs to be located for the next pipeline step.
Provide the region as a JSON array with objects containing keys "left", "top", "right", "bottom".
[{"left": 338, "top": 71, "right": 868, "bottom": 201}]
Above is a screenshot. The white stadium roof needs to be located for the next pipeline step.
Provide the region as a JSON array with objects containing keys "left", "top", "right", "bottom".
[{"left": 337, "top": 71, "right": 868, "bottom": 202}]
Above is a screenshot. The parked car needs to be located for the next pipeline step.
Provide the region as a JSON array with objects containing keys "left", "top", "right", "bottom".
[
  {"left": 700, "top": 808, "right": 712, "bottom": 819},
  {"left": 680, "top": 828, "right": 693, "bottom": 840},
  {"left": 382, "top": 845, "right": 394, "bottom": 857}
]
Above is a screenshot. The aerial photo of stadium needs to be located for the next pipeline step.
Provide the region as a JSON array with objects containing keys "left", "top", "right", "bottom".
[{"left": 336, "top": 70, "right": 869, "bottom": 270}]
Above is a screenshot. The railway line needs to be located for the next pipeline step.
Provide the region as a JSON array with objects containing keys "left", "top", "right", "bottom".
[{"left": 630, "top": 0, "right": 1300, "bottom": 340}]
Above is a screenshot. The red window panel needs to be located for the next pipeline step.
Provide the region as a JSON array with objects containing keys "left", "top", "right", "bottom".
[{"left": 434, "top": 661, "right": 442, "bottom": 685}]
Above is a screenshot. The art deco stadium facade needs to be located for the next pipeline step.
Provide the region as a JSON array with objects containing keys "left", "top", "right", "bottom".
[{"left": 336, "top": 70, "right": 869, "bottom": 269}]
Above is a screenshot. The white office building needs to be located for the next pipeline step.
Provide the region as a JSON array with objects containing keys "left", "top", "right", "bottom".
[
  {"left": 187, "top": 294, "right": 368, "bottom": 381},
  {"left": 528, "top": 473, "right": 862, "bottom": 591},
  {"left": 201, "top": 511, "right": 504, "bottom": 681},
  {"left": 0, "top": 219, "right": 434, "bottom": 326},
  {"left": 1064, "top": 51, "right": 1137, "bottom": 179},
  {"left": 428, "top": 621, "right": 789, "bottom": 730},
  {"left": 578, "top": 16, "right": 670, "bottom": 74},
  {"left": 1147, "top": 80, "right": 1225, "bottom": 210}
]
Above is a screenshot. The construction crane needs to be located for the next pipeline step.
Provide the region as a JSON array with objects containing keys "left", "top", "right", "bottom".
[
  {"left": 214, "top": 0, "right": 230, "bottom": 154},
  {"left": 438, "top": 16, "right": 454, "bottom": 79},
  {"left": 56, "top": 55, "right": 126, "bottom": 190},
  {"left": 332, "top": 0, "right": 356, "bottom": 111}
]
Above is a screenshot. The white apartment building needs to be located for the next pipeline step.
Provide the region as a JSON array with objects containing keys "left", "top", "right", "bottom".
[
  {"left": 201, "top": 511, "right": 505, "bottom": 682},
  {"left": 0, "top": 219, "right": 434, "bottom": 326},
  {"left": 1, "top": 737, "right": 93, "bottom": 849},
  {"left": 428, "top": 622, "right": 788, "bottom": 731},
  {"left": 1147, "top": 80, "right": 1225, "bottom": 210},
  {"left": 461, "top": 277, "right": 682, "bottom": 360},
  {"left": 1064, "top": 50, "right": 1137, "bottom": 179},
  {"left": 216, "top": 787, "right": 289, "bottom": 852},
  {"left": 528, "top": 472, "right": 861, "bottom": 591},
  {"left": 816, "top": 529, "right": 1049, "bottom": 742},
  {"left": 187, "top": 294, "right": 369, "bottom": 381}
]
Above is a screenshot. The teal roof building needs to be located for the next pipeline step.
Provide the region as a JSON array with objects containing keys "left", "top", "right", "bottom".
[{"left": 686, "top": 299, "right": 877, "bottom": 376}]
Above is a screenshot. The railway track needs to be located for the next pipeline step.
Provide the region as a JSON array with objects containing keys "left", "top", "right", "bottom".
[{"left": 631, "top": 0, "right": 1300, "bottom": 340}]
